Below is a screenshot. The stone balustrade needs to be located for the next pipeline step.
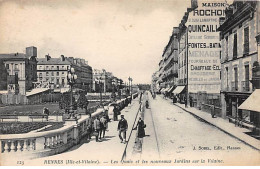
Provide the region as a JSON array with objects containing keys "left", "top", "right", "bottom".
[{"left": 0, "top": 95, "right": 138, "bottom": 160}]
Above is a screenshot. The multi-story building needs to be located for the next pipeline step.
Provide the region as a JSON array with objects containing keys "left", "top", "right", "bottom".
[
  {"left": 176, "top": 0, "right": 225, "bottom": 107},
  {"left": 176, "top": 8, "right": 192, "bottom": 103},
  {"left": 37, "top": 55, "right": 71, "bottom": 89},
  {"left": 218, "top": 1, "right": 259, "bottom": 127},
  {"left": 66, "top": 57, "right": 93, "bottom": 92},
  {"left": 37, "top": 55, "right": 93, "bottom": 92},
  {"left": 93, "top": 69, "right": 108, "bottom": 92},
  {"left": 161, "top": 27, "right": 179, "bottom": 93},
  {"left": 0, "top": 46, "right": 38, "bottom": 95}
]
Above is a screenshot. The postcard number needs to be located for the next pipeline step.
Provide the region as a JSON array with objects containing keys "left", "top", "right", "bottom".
[{"left": 17, "top": 161, "right": 24, "bottom": 165}]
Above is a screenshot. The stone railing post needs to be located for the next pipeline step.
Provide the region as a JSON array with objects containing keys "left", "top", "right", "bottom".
[
  {"left": 73, "top": 125, "right": 79, "bottom": 145},
  {"left": 35, "top": 137, "right": 45, "bottom": 151},
  {"left": 62, "top": 132, "right": 68, "bottom": 144}
]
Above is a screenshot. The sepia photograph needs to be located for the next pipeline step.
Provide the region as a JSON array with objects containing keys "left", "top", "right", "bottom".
[{"left": 0, "top": 0, "right": 259, "bottom": 166}]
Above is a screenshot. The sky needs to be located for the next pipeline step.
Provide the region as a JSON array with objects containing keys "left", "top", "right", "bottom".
[{"left": 0, "top": 0, "right": 191, "bottom": 84}]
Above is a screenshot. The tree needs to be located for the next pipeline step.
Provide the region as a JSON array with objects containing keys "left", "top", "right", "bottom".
[
  {"left": 59, "top": 93, "right": 77, "bottom": 111},
  {"left": 77, "top": 91, "right": 89, "bottom": 115}
]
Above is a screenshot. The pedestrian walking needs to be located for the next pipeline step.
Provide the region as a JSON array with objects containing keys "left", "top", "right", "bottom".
[
  {"left": 100, "top": 114, "right": 108, "bottom": 139},
  {"left": 113, "top": 105, "right": 118, "bottom": 121},
  {"left": 135, "top": 117, "right": 146, "bottom": 138},
  {"left": 211, "top": 105, "right": 216, "bottom": 118},
  {"left": 118, "top": 115, "right": 128, "bottom": 144},
  {"left": 93, "top": 116, "right": 101, "bottom": 142}
]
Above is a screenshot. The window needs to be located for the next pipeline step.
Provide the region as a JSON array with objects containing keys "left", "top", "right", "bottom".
[
  {"left": 39, "top": 73, "right": 42, "bottom": 77},
  {"left": 46, "top": 78, "right": 49, "bottom": 81},
  {"left": 226, "top": 67, "right": 229, "bottom": 90},
  {"left": 6, "top": 64, "right": 9, "bottom": 69},
  {"left": 233, "top": 33, "right": 237, "bottom": 59},
  {"left": 46, "top": 66, "right": 49, "bottom": 70},
  {"left": 51, "top": 72, "right": 54, "bottom": 76},
  {"left": 51, "top": 78, "right": 54, "bottom": 82},
  {"left": 244, "top": 27, "right": 249, "bottom": 55},
  {"left": 62, "top": 78, "right": 65, "bottom": 86},
  {"left": 57, "top": 78, "right": 60, "bottom": 84},
  {"left": 245, "top": 65, "right": 250, "bottom": 91},
  {"left": 234, "top": 67, "right": 238, "bottom": 91},
  {"left": 46, "top": 72, "right": 49, "bottom": 76},
  {"left": 51, "top": 66, "right": 54, "bottom": 70},
  {"left": 225, "top": 36, "right": 228, "bottom": 59},
  {"left": 15, "top": 64, "right": 19, "bottom": 70},
  {"left": 57, "top": 66, "right": 59, "bottom": 70},
  {"left": 67, "top": 66, "right": 69, "bottom": 70},
  {"left": 57, "top": 72, "right": 59, "bottom": 76},
  {"left": 62, "top": 72, "right": 65, "bottom": 75}
]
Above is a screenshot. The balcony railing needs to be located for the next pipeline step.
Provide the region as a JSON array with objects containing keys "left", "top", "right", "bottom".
[
  {"left": 231, "top": 81, "right": 238, "bottom": 91},
  {"left": 241, "top": 81, "right": 250, "bottom": 92}
]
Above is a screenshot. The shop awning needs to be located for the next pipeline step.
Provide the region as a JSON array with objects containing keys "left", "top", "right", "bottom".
[
  {"left": 238, "top": 89, "right": 260, "bottom": 112},
  {"left": 161, "top": 88, "right": 166, "bottom": 92},
  {"left": 163, "top": 87, "right": 170, "bottom": 93},
  {"left": 26, "top": 88, "right": 50, "bottom": 97},
  {"left": 167, "top": 86, "right": 175, "bottom": 93},
  {"left": 172, "top": 86, "right": 185, "bottom": 94}
]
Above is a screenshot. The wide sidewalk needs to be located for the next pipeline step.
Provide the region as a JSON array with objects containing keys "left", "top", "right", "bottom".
[
  {"left": 27, "top": 98, "right": 140, "bottom": 166},
  {"left": 160, "top": 95, "right": 260, "bottom": 151}
]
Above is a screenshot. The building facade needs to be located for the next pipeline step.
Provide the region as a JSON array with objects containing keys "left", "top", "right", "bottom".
[
  {"left": 219, "top": 1, "right": 259, "bottom": 126},
  {"left": 0, "top": 46, "right": 38, "bottom": 95},
  {"left": 37, "top": 55, "right": 71, "bottom": 89},
  {"left": 66, "top": 57, "right": 93, "bottom": 92},
  {"left": 37, "top": 55, "right": 93, "bottom": 92},
  {"left": 93, "top": 69, "right": 108, "bottom": 93}
]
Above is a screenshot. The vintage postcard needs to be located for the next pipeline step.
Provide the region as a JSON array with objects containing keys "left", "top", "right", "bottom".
[{"left": 0, "top": 0, "right": 259, "bottom": 166}]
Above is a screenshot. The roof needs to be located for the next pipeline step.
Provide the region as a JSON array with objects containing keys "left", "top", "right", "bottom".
[
  {"left": 238, "top": 89, "right": 260, "bottom": 112},
  {"left": 37, "top": 58, "right": 71, "bottom": 65},
  {"left": 26, "top": 88, "right": 50, "bottom": 97},
  {"left": 0, "top": 53, "right": 28, "bottom": 60}
]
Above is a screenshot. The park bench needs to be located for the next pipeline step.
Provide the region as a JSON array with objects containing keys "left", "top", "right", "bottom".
[
  {"left": 0, "top": 115, "right": 18, "bottom": 122},
  {"left": 28, "top": 114, "right": 48, "bottom": 122}
]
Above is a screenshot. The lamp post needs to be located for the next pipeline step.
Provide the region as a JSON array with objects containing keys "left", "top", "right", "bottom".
[
  {"left": 67, "top": 67, "right": 77, "bottom": 119},
  {"left": 128, "top": 77, "right": 133, "bottom": 97},
  {"left": 118, "top": 79, "right": 122, "bottom": 100},
  {"left": 96, "top": 77, "right": 103, "bottom": 106},
  {"left": 112, "top": 79, "right": 116, "bottom": 101}
]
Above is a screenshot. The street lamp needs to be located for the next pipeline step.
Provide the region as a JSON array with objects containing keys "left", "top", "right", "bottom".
[
  {"left": 112, "top": 79, "right": 116, "bottom": 101},
  {"left": 128, "top": 76, "right": 133, "bottom": 97},
  {"left": 67, "top": 67, "right": 77, "bottom": 119},
  {"left": 118, "top": 79, "right": 122, "bottom": 99},
  {"left": 96, "top": 77, "right": 103, "bottom": 106}
]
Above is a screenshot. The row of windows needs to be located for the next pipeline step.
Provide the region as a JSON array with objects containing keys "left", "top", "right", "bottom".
[
  {"left": 38, "top": 65, "right": 70, "bottom": 70},
  {"left": 225, "top": 65, "right": 250, "bottom": 91},
  {"left": 38, "top": 77, "right": 66, "bottom": 84},
  {"left": 38, "top": 71, "right": 66, "bottom": 77},
  {"left": 224, "top": 26, "right": 249, "bottom": 61}
]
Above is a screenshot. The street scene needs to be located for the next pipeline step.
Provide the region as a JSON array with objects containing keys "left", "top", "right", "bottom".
[{"left": 0, "top": 0, "right": 260, "bottom": 166}]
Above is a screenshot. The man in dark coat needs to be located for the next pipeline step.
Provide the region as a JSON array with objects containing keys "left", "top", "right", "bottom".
[{"left": 117, "top": 115, "right": 128, "bottom": 143}]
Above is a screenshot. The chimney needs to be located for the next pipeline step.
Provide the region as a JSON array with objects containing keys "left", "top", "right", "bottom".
[
  {"left": 61, "top": 55, "right": 65, "bottom": 61},
  {"left": 45, "top": 54, "right": 51, "bottom": 61},
  {"left": 191, "top": 0, "right": 198, "bottom": 9}
]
